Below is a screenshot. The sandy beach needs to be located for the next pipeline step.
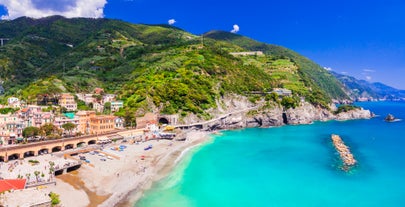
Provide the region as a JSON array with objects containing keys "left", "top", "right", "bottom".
[{"left": 41, "top": 130, "right": 211, "bottom": 207}]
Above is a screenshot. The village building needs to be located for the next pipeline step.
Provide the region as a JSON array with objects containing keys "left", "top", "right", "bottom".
[
  {"left": 93, "top": 102, "right": 104, "bottom": 113},
  {"left": 89, "top": 115, "right": 116, "bottom": 135},
  {"left": 94, "top": 87, "right": 104, "bottom": 95},
  {"left": 17, "top": 105, "right": 42, "bottom": 127},
  {"left": 111, "top": 100, "right": 124, "bottom": 112},
  {"left": 103, "top": 94, "right": 116, "bottom": 104},
  {"left": 136, "top": 113, "right": 158, "bottom": 129},
  {"left": 53, "top": 115, "right": 79, "bottom": 136},
  {"left": 76, "top": 93, "right": 95, "bottom": 105},
  {"left": 30, "top": 111, "right": 54, "bottom": 128},
  {"left": 59, "top": 93, "right": 77, "bottom": 112},
  {"left": 76, "top": 111, "right": 96, "bottom": 135},
  {"left": 115, "top": 117, "right": 125, "bottom": 129},
  {"left": 0, "top": 114, "right": 23, "bottom": 145}
]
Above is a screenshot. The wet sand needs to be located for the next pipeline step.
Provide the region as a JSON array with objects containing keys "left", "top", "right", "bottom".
[{"left": 57, "top": 171, "right": 111, "bottom": 207}]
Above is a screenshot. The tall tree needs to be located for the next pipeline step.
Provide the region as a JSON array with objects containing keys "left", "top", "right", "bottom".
[
  {"left": 40, "top": 123, "right": 58, "bottom": 137},
  {"left": 22, "top": 126, "right": 40, "bottom": 139},
  {"left": 61, "top": 122, "right": 76, "bottom": 137},
  {"left": 104, "top": 102, "right": 111, "bottom": 114}
]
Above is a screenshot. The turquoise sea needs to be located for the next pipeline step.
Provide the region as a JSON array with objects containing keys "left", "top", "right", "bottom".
[{"left": 135, "top": 102, "right": 405, "bottom": 207}]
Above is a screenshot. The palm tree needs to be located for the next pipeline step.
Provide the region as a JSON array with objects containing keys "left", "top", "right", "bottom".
[{"left": 34, "top": 171, "right": 40, "bottom": 182}]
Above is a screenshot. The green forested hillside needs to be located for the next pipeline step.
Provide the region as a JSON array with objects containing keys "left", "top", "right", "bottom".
[
  {"left": 0, "top": 16, "right": 348, "bottom": 119},
  {"left": 204, "top": 31, "right": 349, "bottom": 105}
]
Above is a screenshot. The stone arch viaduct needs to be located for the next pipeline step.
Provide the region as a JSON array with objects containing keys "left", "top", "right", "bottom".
[{"left": 0, "top": 133, "right": 116, "bottom": 162}]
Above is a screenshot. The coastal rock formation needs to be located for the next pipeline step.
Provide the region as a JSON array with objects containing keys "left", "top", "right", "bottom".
[
  {"left": 284, "top": 102, "right": 332, "bottom": 125},
  {"left": 247, "top": 108, "right": 285, "bottom": 128},
  {"left": 335, "top": 108, "right": 373, "bottom": 121},
  {"left": 181, "top": 94, "right": 373, "bottom": 130},
  {"left": 385, "top": 114, "right": 396, "bottom": 122},
  {"left": 212, "top": 102, "right": 373, "bottom": 130}
]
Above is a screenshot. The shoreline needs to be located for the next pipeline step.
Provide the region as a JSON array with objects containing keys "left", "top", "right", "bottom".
[
  {"left": 116, "top": 132, "right": 212, "bottom": 207},
  {"left": 45, "top": 130, "right": 212, "bottom": 207}
]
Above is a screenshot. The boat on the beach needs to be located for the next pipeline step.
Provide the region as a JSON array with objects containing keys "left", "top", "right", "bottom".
[{"left": 144, "top": 145, "right": 153, "bottom": 150}]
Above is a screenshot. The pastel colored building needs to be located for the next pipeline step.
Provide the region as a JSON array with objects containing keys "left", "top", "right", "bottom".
[
  {"left": 76, "top": 111, "right": 96, "bottom": 135},
  {"left": 111, "top": 100, "right": 123, "bottom": 112},
  {"left": 89, "top": 115, "right": 116, "bottom": 135},
  {"left": 0, "top": 114, "right": 23, "bottom": 145},
  {"left": 59, "top": 93, "right": 77, "bottom": 112},
  {"left": 54, "top": 116, "right": 79, "bottom": 135}
]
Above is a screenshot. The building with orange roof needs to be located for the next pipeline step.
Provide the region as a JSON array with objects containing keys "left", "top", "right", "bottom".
[
  {"left": 94, "top": 87, "right": 104, "bottom": 95},
  {"left": 0, "top": 179, "right": 26, "bottom": 192}
]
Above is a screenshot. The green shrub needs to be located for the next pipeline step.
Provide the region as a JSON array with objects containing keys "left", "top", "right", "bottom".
[{"left": 49, "top": 192, "right": 60, "bottom": 206}]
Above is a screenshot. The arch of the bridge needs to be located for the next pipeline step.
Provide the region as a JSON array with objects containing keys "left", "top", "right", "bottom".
[
  {"left": 8, "top": 153, "right": 20, "bottom": 161},
  {"left": 64, "top": 144, "right": 74, "bottom": 150},
  {"left": 77, "top": 142, "right": 86, "bottom": 148},
  {"left": 52, "top": 146, "right": 62, "bottom": 152},
  {"left": 88, "top": 140, "right": 96, "bottom": 145},
  {"left": 38, "top": 148, "right": 49, "bottom": 155},
  {"left": 0, "top": 156, "right": 5, "bottom": 162},
  {"left": 23, "top": 150, "right": 36, "bottom": 158}
]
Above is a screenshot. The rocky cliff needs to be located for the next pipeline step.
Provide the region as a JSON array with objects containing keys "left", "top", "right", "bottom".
[{"left": 205, "top": 100, "right": 373, "bottom": 130}]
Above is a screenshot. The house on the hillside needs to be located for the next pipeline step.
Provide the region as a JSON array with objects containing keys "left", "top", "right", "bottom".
[
  {"left": 59, "top": 93, "right": 77, "bottom": 112},
  {"left": 76, "top": 93, "right": 95, "bottom": 105},
  {"left": 103, "top": 94, "right": 116, "bottom": 103},
  {"left": 111, "top": 101, "right": 123, "bottom": 112},
  {"left": 94, "top": 88, "right": 104, "bottom": 95}
]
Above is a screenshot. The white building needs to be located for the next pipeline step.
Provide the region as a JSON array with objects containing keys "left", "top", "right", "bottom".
[{"left": 111, "top": 101, "right": 124, "bottom": 112}]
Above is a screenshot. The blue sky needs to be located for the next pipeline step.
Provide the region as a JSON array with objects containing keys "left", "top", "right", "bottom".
[{"left": 1, "top": 0, "right": 405, "bottom": 89}]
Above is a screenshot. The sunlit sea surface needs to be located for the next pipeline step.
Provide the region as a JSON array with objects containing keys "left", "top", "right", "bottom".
[{"left": 135, "top": 102, "right": 405, "bottom": 207}]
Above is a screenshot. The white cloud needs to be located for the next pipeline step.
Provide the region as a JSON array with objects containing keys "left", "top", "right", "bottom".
[
  {"left": 230, "top": 24, "right": 239, "bottom": 33},
  {"left": 341, "top": 71, "right": 348, "bottom": 75},
  {"left": 365, "top": 76, "right": 372, "bottom": 81},
  {"left": 0, "top": 0, "right": 107, "bottom": 20},
  {"left": 323, "top": 66, "right": 332, "bottom": 71},
  {"left": 363, "top": 69, "right": 376, "bottom": 73},
  {"left": 168, "top": 19, "right": 176, "bottom": 25}
]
